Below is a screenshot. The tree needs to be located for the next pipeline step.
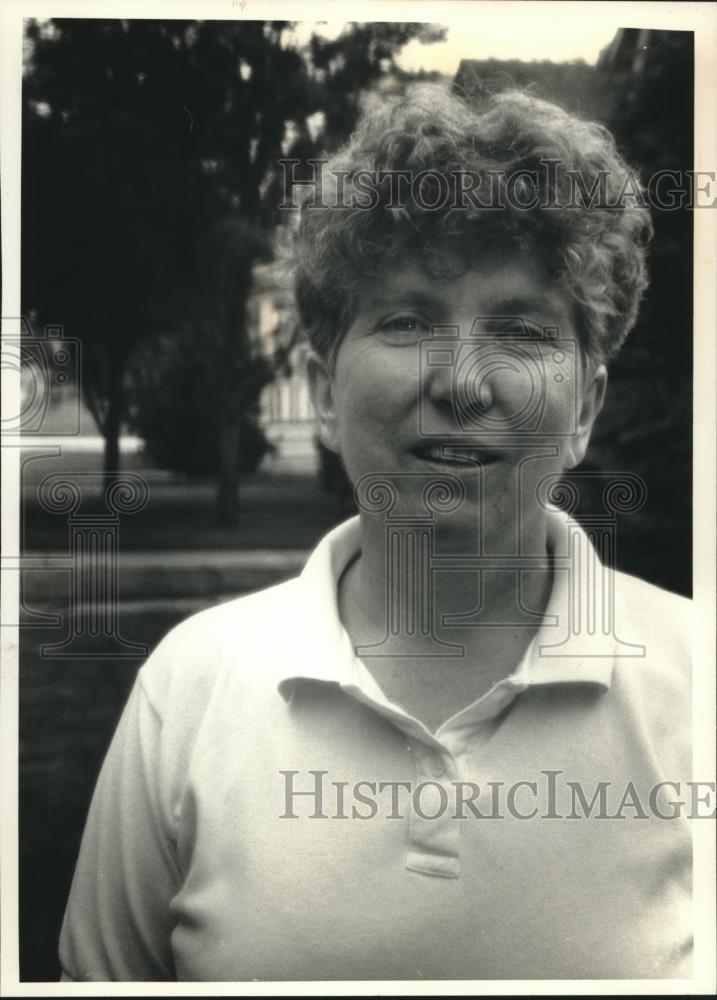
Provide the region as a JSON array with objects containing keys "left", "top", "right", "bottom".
[
  {"left": 596, "top": 30, "right": 694, "bottom": 595},
  {"left": 198, "top": 216, "right": 272, "bottom": 519},
  {"left": 128, "top": 320, "right": 275, "bottom": 479},
  {"left": 22, "top": 18, "right": 446, "bottom": 520},
  {"left": 22, "top": 19, "right": 207, "bottom": 484}
]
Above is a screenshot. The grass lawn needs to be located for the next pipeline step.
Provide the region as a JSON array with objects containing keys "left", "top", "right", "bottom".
[{"left": 21, "top": 457, "right": 353, "bottom": 552}]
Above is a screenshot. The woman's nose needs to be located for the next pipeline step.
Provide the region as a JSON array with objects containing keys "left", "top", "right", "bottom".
[
  {"left": 423, "top": 344, "right": 498, "bottom": 427},
  {"left": 423, "top": 338, "right": 546, "bottom": 438}
]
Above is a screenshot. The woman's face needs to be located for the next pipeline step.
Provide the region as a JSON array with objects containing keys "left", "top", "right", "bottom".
[{"left": 309, "top": 252, "right": 606, "bottom": 550}]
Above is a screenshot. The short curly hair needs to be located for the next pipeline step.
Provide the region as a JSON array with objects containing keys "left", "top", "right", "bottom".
[{"left": 292, "top": 84, "right": 652, "bottom": 368}]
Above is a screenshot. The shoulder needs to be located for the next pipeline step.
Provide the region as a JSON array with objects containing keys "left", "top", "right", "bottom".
[
  {"left": 610, "top": 569, "right": 692, "bottom": 761},
  {"left": 613, "top": 568, "right": 692, "bottom": 651},
  {"left": 133, "top": 516, "right": 359, "bottom": 732},
  {"left": 137, "top": 575, "right": 306, "bottom": 721}
]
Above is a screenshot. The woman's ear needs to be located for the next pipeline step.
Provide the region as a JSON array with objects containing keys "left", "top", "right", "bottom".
[
  {"left": 307, "top": 350, "right": 341, "bottom": 453},
  {"left": 564, "top": 363, "right": 608, "bottom": 470}
]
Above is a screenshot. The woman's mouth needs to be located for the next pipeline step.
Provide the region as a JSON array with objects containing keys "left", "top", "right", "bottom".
[{"left": 411, "top": 442, "right": 503, "bottom": 469}]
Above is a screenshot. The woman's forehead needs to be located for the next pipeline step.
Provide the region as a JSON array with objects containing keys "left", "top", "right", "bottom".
[{"left": 352, "top": 251, "right": 577, "bottom": 331}]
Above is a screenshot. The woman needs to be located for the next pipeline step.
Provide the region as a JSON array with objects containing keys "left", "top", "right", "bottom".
[{"left": 60, "top": 84, "right": 692, "bottom": 981}]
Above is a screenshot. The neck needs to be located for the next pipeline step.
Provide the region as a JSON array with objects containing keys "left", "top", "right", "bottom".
[{"left": 341, "top": 508, "right": 554, "bottom": 662}]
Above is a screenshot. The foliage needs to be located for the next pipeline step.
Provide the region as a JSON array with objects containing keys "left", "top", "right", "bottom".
[
  {"left": 594, "top": 30, "right": 693, "bottom": 595},
  {"left": 129, "top": 323, "right": 275, "bottom": 478},
  {"left": 22, "top": 18, "right": 446, "bottom": 519}
]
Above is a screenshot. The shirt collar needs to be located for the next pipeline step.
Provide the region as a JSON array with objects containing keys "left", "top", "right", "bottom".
[
  {"left": 277, "top": 509, "right": 616, "bottom": 701},
  {"left": 510, "top": 506, "right": 617, "bottom": 690},
  {"left": 276, "top": 516, "right": 363, "bottom": 697}
]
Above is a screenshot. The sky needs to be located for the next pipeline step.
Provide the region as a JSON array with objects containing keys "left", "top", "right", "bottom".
[
  {"left": 294, "top": 14, "right": 620, "bottom": 75},
  {"left": 395, "top": 22, "right": 620, "bottom": 73}
]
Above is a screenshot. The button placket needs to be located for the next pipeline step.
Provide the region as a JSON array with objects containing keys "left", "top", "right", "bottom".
[
  {"left": 405, "top": 744, "right": 461, "bottom": 878},
  {"left": 429, "top": 753, "right": 447, "bottom": 778}
]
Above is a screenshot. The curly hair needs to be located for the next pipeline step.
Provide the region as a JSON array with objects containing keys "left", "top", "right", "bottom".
[{"left": 292, "top": 84, "right": 653, "bottom": 368}]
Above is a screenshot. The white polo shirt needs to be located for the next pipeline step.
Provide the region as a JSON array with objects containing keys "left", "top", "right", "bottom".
[{"left": 59, "top": 511, "right": 693, "bottom": 982}]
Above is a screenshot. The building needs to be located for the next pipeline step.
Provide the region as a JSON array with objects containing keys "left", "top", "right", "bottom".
[{"left": 249, "top": 257, "right": 318, "bottom": 473}]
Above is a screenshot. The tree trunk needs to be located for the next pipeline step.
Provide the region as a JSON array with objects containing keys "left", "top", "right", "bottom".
[
  {"left": 102, "top": 359, "right": 123, "bottom": 493},
  {"left": 215, "top": 365, "right": 242, "bottom": 525},
  {"left": 208, "top": 231, "right": 257, "bottom": 527}
]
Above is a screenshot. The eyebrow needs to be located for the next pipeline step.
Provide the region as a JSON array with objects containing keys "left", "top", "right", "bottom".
[
  {"left": 363, "top": 283, "right": 562, "bottom": 310},
  {"left": 360, "top": 288, "right": 447, "bottom": 314},
  {"left": 357, "top": 284, "right": 571, "bottom": 327},
  {"left": 481, "top": 294, "right": 559, "bottom": 317}
]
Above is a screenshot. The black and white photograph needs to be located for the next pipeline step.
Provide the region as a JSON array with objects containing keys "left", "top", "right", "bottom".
[{"left": 1, "top": 0, "right": 715, "bottom": 992}]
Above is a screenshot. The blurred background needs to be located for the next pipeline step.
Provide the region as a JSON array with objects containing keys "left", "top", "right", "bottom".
[{"left": 18, "top": 18, "right": 692, "bottom": 979}]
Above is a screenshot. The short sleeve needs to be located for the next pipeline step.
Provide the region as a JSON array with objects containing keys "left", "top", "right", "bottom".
[{"left": 58, "top": 674, "right": 181, "bottom": 981}]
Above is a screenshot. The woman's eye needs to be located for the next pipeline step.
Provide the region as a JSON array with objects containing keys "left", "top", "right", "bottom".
[{"left": 376, "top": 315, "right": 430, "bottom": 344}]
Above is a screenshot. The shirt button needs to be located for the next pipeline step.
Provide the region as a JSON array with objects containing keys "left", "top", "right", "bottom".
[{"left": 429, "top": 755, "right": 447, "bottom": 778}]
